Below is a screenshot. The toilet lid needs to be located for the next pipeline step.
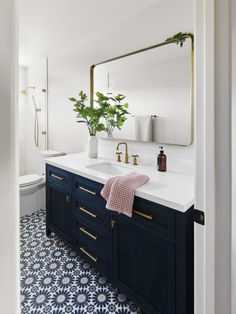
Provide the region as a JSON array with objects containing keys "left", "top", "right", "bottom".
[{"left": 20, "top": 174, "right": 43, "bottom": 187}]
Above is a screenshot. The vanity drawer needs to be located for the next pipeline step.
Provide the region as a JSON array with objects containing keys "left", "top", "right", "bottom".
[
  {"left": 46, "top": 165, "right": 71, "bottom": 189},
  {"left": 74, "top": 234, "right": 110, "bottom": 272},
  {"left": 74, "top": 218, "right": 110, "bottom": 251},
  {"left": 73, "top": 197, "right": 110, "bottom": 233},
  {"left": 132, "top": 197, "right": 176, "bottom": 239},
  {"left": 72, "top": 174, "right": 105, "bottom": 205}
]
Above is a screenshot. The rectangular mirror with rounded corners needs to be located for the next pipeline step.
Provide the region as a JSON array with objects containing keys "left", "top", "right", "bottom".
[{"left": 90, "top": 33, "right": 194, "bottom": 146}]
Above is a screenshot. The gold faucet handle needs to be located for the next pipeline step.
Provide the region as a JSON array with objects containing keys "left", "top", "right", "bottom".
[
  {"left": 132, "top": 154, "right": 139, "bottom": 166},
  {"left": 116, "top": 151, "right": 122, "bottom": 162}
]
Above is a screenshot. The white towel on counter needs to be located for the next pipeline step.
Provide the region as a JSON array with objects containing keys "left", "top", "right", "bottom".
[{"left": 134, "top": 115, "right": 153, "bottom": 142}]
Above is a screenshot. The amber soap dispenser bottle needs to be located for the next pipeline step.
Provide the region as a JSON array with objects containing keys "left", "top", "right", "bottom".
[{"left": 157, "top": 146, "right": 167, "bottom": 172}]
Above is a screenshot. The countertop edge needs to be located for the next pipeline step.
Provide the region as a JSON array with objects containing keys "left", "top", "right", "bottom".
[{"left": 45, "top": 159, "right": 194, "bottom": 213}]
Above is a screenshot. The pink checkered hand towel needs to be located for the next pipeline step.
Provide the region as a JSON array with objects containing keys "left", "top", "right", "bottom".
[{"left": 101, "top": 172, "right": 149, "bottom": 217}]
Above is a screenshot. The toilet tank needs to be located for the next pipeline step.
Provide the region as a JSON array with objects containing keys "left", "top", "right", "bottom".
[{"left": 40, "top": 150, "right": 65, "bottom": 176}]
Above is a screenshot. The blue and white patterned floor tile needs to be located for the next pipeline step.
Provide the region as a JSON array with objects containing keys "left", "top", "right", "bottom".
[{"left": 20, "top": 209, "right": 142, "bottom": 314}]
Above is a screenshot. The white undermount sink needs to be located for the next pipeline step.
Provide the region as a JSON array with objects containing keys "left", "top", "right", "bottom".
[{"left": 86, "top": 161, "right": 134, "bottom": 176}]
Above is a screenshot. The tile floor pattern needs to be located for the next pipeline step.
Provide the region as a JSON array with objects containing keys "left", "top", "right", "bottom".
[{"left": 20, "top": 209, "right": 142, "bottom": 314}]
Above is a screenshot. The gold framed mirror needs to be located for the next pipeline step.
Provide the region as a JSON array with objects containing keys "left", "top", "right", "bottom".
[{"left": 90, "top": 33, "right": 194, "bottom": 146}]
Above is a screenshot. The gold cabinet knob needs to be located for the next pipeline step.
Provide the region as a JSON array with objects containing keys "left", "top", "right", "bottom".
[
  {"left": 116, "top": 151, "right": 122, "bottom": 162},
  {"left": 131, "top": 154, "right": 139, "bottom": 166}
]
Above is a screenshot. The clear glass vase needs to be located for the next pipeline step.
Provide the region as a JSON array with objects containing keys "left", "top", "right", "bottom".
[{"left": 106, "top": 120, "right": 113, "bottom": 138}]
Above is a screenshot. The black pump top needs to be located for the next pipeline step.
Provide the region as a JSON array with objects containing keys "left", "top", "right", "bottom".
[{"left": 159, "top": 146, "right": 164, "bottom": 154}]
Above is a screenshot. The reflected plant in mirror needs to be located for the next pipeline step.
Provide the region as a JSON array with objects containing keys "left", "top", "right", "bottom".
[{"left": 95, "top": 91, "right": 130, "bottom": 137}]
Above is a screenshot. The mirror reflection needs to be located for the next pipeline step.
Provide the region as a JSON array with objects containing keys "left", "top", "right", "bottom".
[{"left": 93, "top": 37, "right": 193, "bottom": 146}]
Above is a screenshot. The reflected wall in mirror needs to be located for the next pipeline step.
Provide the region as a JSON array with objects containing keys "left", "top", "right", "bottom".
[{"left": 91, "top": 34, "right": 194, "bottom": 146}]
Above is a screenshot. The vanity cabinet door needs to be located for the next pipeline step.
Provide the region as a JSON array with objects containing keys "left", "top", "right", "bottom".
[
  {"left": 112, "top": 215, "right": 175, "bottom": 314},
  {"left": 46, "top": 182, "right": 72, "bottom": 246}
]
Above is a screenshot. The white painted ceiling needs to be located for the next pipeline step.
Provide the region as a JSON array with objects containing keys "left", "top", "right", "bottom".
[{"left": 19, "top": 0, "right": 162, "bottom": 66}]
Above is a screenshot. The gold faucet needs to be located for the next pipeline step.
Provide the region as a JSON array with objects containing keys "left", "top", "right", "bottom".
[{"left": 116, "top": 142, "right": 129, "bottom": 163}]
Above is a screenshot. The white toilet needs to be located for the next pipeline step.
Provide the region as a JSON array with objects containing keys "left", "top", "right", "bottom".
[{"left": 20, "top": 150, "right": 65, "bottom": 217}]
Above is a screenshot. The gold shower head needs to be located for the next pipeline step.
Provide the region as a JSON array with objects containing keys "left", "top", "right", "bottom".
[{"left": 20, "top": 86, "right": 36, "bottom": 95}]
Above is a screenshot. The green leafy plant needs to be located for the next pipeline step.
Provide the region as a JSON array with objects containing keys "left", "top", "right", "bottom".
[
  {"left": 95, "top": 91, "right": 129, "bottom": 136},
  {"left": 166, "top": 32, "right": 194, "bottom": 47},
  {"left": 69, "top": 91, "right": 105, "bottom": 135},
  {"left": 69, "top": 90, "right": 130, "bottom": 137}
]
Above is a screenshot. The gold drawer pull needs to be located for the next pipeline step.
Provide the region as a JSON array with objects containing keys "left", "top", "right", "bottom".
[
  {"left": 51, "top": 173, "right": 63, "bottom": 181},
  {"left": 79, "top": 206, "right": 97, "bottom": 219},
  {"left": 79, "top": 186, "right": 96, "bottom": 196},
  {"left": 79, "top": 227, "right": 97, "bottom": 240},
  {"left": 133, "top": 209, "right": 153, "bottom": 221},
  {"left": 80, "top": 247, "right": 97, "bottom": 262}
]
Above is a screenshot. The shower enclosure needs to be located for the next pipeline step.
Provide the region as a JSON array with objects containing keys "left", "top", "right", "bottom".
[
  {"left": 19, "top": 58, "right": 48, "bottom": 176},
  {"left": 20, "top": 86, "right": 46, "bottom": 148}
]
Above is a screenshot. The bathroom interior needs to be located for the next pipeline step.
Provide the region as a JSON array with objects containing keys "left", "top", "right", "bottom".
[{"left": 19, "top": 0, "right": 195, "bottom": 313}]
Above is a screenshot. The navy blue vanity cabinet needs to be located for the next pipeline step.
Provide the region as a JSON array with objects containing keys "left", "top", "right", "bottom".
[
  {"left": 112, "top": 199, "right": 194, "bottom": 314},
  {"left": 46, "top": 165, "right": 73, "bottom": 246},
  {"left": 46, "top": 164, "right": 194, "bottom": 314},
  {"left": 112, "top": 214, "right": 175, "bottom": 314}
]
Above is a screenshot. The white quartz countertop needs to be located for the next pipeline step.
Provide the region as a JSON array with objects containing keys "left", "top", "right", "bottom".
[{"left": 45, "top": 153, "right": 194, "bottom": 213}]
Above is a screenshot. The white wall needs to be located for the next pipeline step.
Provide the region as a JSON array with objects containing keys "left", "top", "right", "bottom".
[
  {"left": 0, "top": 0, "right": 19, "bottom": 313},
  {"left": 215, "top": 0, "right": 232, "bottom": 313},
  {"left": 231, "top": 0, "right": 236, "bottom": 311},
  {"left": 19, "top": 66, "right": 28, "bottom": 175},
  {"left": 26, "top": 0, "right": 195, "bottom": 166}
]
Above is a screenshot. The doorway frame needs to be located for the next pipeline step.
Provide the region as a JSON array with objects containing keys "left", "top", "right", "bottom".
[
  {"left": 0, "top": 0, "right": 233, "bottom": 313},
  {"left": 195, "top": 0, "right": 232, "bottom": 313}
]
